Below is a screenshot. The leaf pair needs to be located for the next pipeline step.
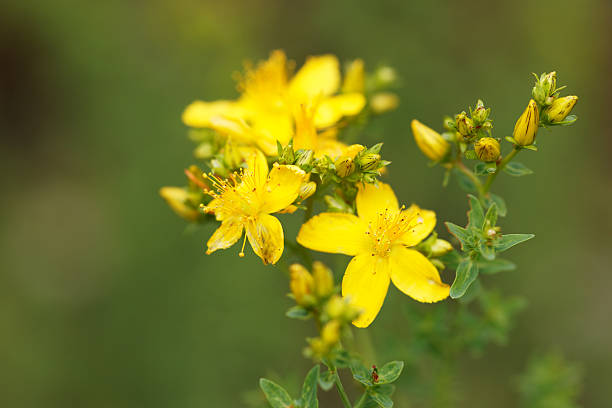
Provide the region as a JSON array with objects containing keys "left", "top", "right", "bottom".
[{"left": 260, "top": 365, "right": 319, "bottom": 408}]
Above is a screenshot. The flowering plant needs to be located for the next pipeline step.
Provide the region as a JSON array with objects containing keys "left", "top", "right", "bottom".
[{"left": 161, "top": 52, "right": 579, "bottom": 407}]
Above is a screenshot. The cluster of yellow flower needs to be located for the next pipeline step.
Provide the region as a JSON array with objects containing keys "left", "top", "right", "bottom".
[{"left": 161, "top": 51, "right": 451, "bottom": 328}]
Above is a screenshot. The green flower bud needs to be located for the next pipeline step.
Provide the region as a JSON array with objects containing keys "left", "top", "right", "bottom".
[
  {"left": 335, "top": 156, "right": 355, "bottom": 177},
  {"left": 513, "top": 99, "right": 539, "bottom": 146},
  {"left": 545, "top": 96, "right": 578, "bottom": 123},
  {"left": 294, "top": 149, "right": 314, "bottom": 170},
  {"left": 278, "top": 144, "right": 295, "bottom": 164},
  {"left": 324, "top": 195, "right": 352, "bottom": 213},
  {"left": 472, "top": 100, "right": 490, "bottom": 124},
  {"left": 358, "top": 153, "right": 381, "bottom": 171},
  {"left": 430, "top": 239, "right": 453, "bottom": 257},
  {"left": 455, "top": 111, "right": 474, "bottom": 137},
  {"left": 474, "top": 137, "right": 501, "bottom": 162},
  {"left": 532, "top": 71, "right": 557, "bottom": 106},
  {"left": 411, "top": 119, "right": 450, "bottom": 161}
]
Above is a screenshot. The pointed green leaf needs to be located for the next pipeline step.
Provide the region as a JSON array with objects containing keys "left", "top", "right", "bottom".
[
  {"left": 484, "top": 202, "right": 498, "bottom": 229},
  {"left": 467, "top": 194, "right": 485, "bottom": 229},
  {"left": 368, "top": 388, "right": 394, "bottom": 408},
  {"left": 376, "top": 361, "right": 404, "bottom": 385},
  {"left": 361, "top": 385, "right": 395, "bottom": 408},
  {"left": 478, "top": 242, "right": 496, "bottom": 261},
  {"left": 503, "top": 162, "right": 534, "bottom": 177},
  {"left": 477, "top": 258, "right": 516, "bottom": 274},
  {"left": 483, "top": 193, "right": 507, "bottom": 217},
  {"left": 301, "top": 366, "right": 319, "bottom": 408},
  {"left": 450, "top": 259, "right": 479, "bottom": 299},
  {"left": 556, "top": 114, "right": 577, "bottom": 126},
  {"left": 350, "top": 361, "right": 372, "bottom": 386},
  {"left": 494, "top": 234, "right": 535, "bottom": 252},
  {"left": 259, "top": 378, "right": 293, "bottom": 408},
  {"left": 317, "top": 369, "right": 335, "bottom": 391},
  {"left": 286, "top": 306, "right": 312, "bottom": 320},
  {"left": 445, "top": 222, "right": 473, "bottom": 251}
]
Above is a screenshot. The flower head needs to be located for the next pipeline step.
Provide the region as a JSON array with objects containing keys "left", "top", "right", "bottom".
[
  {"left": 297, "top": 182, "right": 449, "bottom": 327},
  {"left": 203, "top": 150, "right": 306, "bottom": 264}
]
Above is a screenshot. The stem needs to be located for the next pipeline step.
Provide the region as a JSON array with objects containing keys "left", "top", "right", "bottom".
[
  {"left": 455, "top": 161, "right": 485, "bottom": 198},
  {"left": 353, "top": 392, "right": 368, "bottom": 408},
  {"left": 328, "top": 362, "right": 353, "bottom": 408},
  {"left": 482, "top": 147, "right": 520, "bottom": 193}
]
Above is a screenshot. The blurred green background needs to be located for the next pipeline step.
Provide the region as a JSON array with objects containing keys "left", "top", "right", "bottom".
[{"left": 1, "top": 0, "right": 610, "bottom": 406}]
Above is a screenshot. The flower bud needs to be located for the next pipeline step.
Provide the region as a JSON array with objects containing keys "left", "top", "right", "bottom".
[
  {"left": 471, "top": 100, "right": 490, "bottom": 124},
  {"left": 545, "top": 96, "right": 578, "bottom": 123},
  {"left": 474, "top": 137, "right": 501, "bottom": 162},
  {"left": 512, "top": 99, "right": 539, "bottom": 146},
  {"left": 342, "top": 59, "right": 365, "bottom": 93},
  {"left": 321, "top": 320, "right": 341, "bottom": 346},
  {"left": 159, "top": 187, "right": 200, "bottom": 222},
  {"left": 411, "top": 119, "right": 450, "bottom": 161},
  {"left": 324, "top": 195, "right": 352, "bottom": 213},
  {"left": 298, "top": 181, "right": 317, "bottom": 202},
  {"left": 294, "top": 149, "right": 314, "bottom": 169},
  {"left": 370, "top": 92, "right": 399, "bottom": 114},
  {"left": 532, "top": 72, "right": 557, "bottom": 105},
  {"left": 289, "top": 264, "right": 314, "bottom": 306},
  {"left": 335, "top": 156, "right": 355, "bottom": 177},
  {"left": 325, "top": 295, "right": 346, "bottom": 319},
  {"left": 372, "top": 66, "right": 397, "bottom": 88},
  {"left": 312, "top": 261, "right": 334, "bottom": 299},
  {"left": 455, "top": 112, "right": 474, "bottom": 137},
  {"left": 430, "top": 239, "right": 453, "bottom": 257},
  {"left": 358, "top": 153, "right": 381, "bottom": 172},
  {"left": 278, "top": 144, "right": 295, "bottom": 164}
]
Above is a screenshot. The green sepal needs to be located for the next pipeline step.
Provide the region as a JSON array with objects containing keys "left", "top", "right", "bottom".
[
  {"left": 477, "top": 258, "right": 516, "bottom": 274},
  {"left": 555, "top": 114, "right": 577, "bottom": 126},
  {"left": 445, "top": 222, "right": 473, "bottom": 251},
  {"left": 450, "top": 259, "right": 479, "bottom": 299},
  {"left": 467, "top": 194, "right": 485, "bottom": 229},
  {"left": 300, "top": 365, "right": 320, "bottom": 408},
  {"left": 494, "top": 234, "right": 535, "bottom": 252},
  {"left": 317, "top": 369, "right": 335, "bottom": 391},
  {"left": 505, "top": 136, "right": 518, "bottom": 145},
  {"left": 350, "top": 360, "right": 372, "bottom": 387},
  {"left": 286, "top": 306, "right": 312, "bottom": 320},
  {"left": 376, "top": 361, "right": 404, "bottom": 385},
  {"left": 522, "top": 144, "right": 538, "bottom": 151},
  {"left": 503, "top": 162, "right": 534, "bottom": 177},
  {"left": 259, "top": 378, "right": 294, "bottom": 408}
]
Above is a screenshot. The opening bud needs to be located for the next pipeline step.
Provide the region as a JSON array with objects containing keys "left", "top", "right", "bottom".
[
  {"left": 358, "top": 153, "right": 381, "bottom": 172},
  {"left": 455, "top": 111, "right": 474, "bottom": 137},
  {"left": 411, "top": 119, "right": 450, "bottom": 161},
  {"left": 545, "top": 96, "right": 578, "bottom": 123},
  {"left": 335, "top": 156, "right": 355, "bottom": 178},
  {"left": 532, "top": 71, "right": 557, "bottom": 105},
  {"left": 512, "top": 99, "right": 539, "bottom": 146},
  {"left": 474, "top": 137, "right": 501, "bottom": 162},
  {"left": 471, "top": 100, "right": 491, "bottom": 125}
]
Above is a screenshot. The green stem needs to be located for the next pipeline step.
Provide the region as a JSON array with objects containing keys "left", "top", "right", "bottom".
[
  {"left": 455, "top": 161, "right": 485, "bottom": 198},
  {"left": 482, "top": 147, "right": 520, "bottom": 194},
  {"left": 329, "top": 363, "right": 353, "bottom": 408},
  {"left": 353, "top": 392, "right": 368, "bottom": 408}
]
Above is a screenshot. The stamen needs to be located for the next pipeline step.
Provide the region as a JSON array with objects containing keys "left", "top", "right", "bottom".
[{"left": 239, "top": 232, "right": 248, "bottom": 258}]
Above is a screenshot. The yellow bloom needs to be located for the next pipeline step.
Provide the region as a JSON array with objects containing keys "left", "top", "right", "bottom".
[
  {"left": 203, "top": 150, "right": 306, "bottom": 264},
  {"left": 297, "top": 182, "right": 449, "bottom": 327},
  {"left": 182, "top": 50, "right": 367, "bottom": 156},
  {"left": 513, "top": 99, "right": 539, "bottom": 146},
  {"left": 411, "top": 119, "right": 450, "bottom": 161}
]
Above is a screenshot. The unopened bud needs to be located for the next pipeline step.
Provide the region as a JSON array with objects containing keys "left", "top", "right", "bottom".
[
  {"left": 411, "top": 119, "right": 450, "bottom": 161},
  {"left": 289, "top": 264, "right": 314, "bottom": 306},
  {"left": 321, "top": 320, "right": 341, "bottom": 346},
  {"left": 545, "top": 96, "right": 578, "bottom": 123},
  {"left": 474, "top": 137, "right": 501, "bottom": 162},
  {"left": 335, "top": 156, "right": 355, "bottom": 177},
  {"left": 430, "top": 239, "right": 453, "bottom": 257},
  {"left": 358, "top": 153, "right": 381, "bottom": 172},
  {"left": 532, "top": 71, "right": 557, "bottom": 105},
  {"left": 294, "top": 149, "right": 314, "bottom": 169},
  {"left": 342, "top": 59, "right": 365, "bottom": 93},
  {"left": 471, "top": 100, "right": 490, "bottom": 124},
  {"left": 325, "top": 295, "right": 346, "bottom": 319},
  {"left": 373, "top": 66, "right": 397, "bottom": 88},
  {"left": 370, "top": 92, "right": 399, "bottom": 114},
  {"left": 513, "top": 99, "right": 539, "bottom": 146},
  {"left": 312, "top": 261, "right": 334, "bottom": 298},
  {"left": 159, "top": 187, "right": 200, "bottom": 222},
  {"left": 278, "top": 144, "right": 295, "bottom": 164},
  {"left": 298, "top": 181, "right": 317, "bottom": 201},
  {"left": 455, "top": 112, "right": 474, "bottom": 137},
  {"left": 324, "top": 195, "right": 352, "bottom": 213}
]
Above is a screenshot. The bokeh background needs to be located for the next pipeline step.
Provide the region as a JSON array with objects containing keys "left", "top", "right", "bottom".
[{"left": 1, "top": 0, "right": 611, "bottom": 407}]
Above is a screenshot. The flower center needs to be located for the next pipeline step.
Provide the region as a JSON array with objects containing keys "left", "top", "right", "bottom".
[
  {"left": 366, "top": 207, "right": 423, "bottom": 257},
  {"left": 203, "top": 170, "right": 262, "bottom": 217}
]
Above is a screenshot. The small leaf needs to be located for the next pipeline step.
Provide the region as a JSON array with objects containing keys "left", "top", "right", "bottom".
[
  {"left": 361, "top": 385, "right": 396, "bottom": 408},
  {"left": 450, "top": 259, "right": 479, "bottom": 299},
  {"left": 445, "top": 222, "right": 473, "bottom": 251},
  {"left": 317, "top": 369, "right": 335, "bottom": 391},
  {"left": 260, "top": 378, "right": 293, "bottom": 408},
  {"left": 467, "top": 194, "right": 485, "bottom": 229},
  {"left": 484, "top": 202, "right": 498, "bottom": 229},
  {"left": 503, "top": 162, "right": 534, "bottom": 177},
  {"left": 286, "top": 306, "right": 312, "bottom": 320},
  {"left": 478, "top": 242, "right": 496, "bottom": 261},
  {"left": 454, "top": 168, "right": 478, "bottom": 193},
  {"left": 484, "top": 193, "right": 507, "bottom": 217},
  {"left": 368, "top": 388, "right": 394, "bottom": 408},
  {"left": 301, "top": 366, "right": 320, "bottom": 408},
  {"left": 477, "top": 258, "right": 516, "bottom": 274},
  {"left": 494, "top": 234, "right": 535, "bottom": 252},
  {"left": 350, "top": 361, "right": 372, "bottom": 387},
  {"left": 505, "top": 136, "right": 518, "bottom": 144},
  {"left": 331, "top": 349, "right": 352, "bottom": 368},
  {"left": 522, "top": 144, "right": 538, "bottom": 151},
  {"left": 376, "top": 361, "right": 404, "bottom": 384},
  {"left": 556, "top": 114, "right": 577, "bottom": 126}
]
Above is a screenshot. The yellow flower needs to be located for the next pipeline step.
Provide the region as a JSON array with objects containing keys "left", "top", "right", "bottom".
[
  {"left": 182, "top": 50, "right": 367, "bottom": 156},
  {"left": 513, "top": 99, "right": 539, "bottom": 146},
  {"left": 297, "top": 182, "right": 449, "bottom": 327},
  {"left": 203, "top": 150, "right": 306, "bottom": 264},
  {"left": 411, "top": 119, "right": 450, "bottom": 161}
]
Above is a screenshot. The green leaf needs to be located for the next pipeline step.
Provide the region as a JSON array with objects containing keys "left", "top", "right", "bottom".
[
  {"left": 454, "top": 168, "right": 478, "bottom": 193},
  {"left": 301, "top": 366, "right": 319, "bottom": 408},
  {"left": 439, "top": 250, "right": 462, "bottom": 269},
  {"left": 503, "top": 162, "right": 534, "bottom": 177},
  {"left": 505, "top": 136, "right": 518, "bottom": 144},
  {"left": 494, "top": 234, "right": 535, "bottom": 252},
  {"left": 474, "top": 162, "right": 497, "bottom": 175},
  {"left": 317, "top": 369, "right": 335, "bottom": 391},
  {"left": 259, "top": 378, "right": 293, "bottom": 408},
  {"left": 484, "top": 202, "right": 498, "bottom": 228},
  {"left": 467, "top": 194, "right": 485, "bottom": 229},
  {"left": 368, "top": 388, "right": 394, "bottom": 408},
  {"left": 483, "top": 193, "right": 507, "bottom": 217},
  {"left": 478, "top": 242, "right": 496, "bottom": 261},
  {"left": 477, "top": 258, "right": 516, "bottom": 274},
  {"left": 464, "top": 150, "right": 477, "bottom": 160},
  {"left": 522, "top": 144, "right": 538, "bottom": 151},
  {"left": 330, "top": 349, "right": 352, "bottom": 368},
  {"left": 445, "top": 222, "right": 473, "bottom": 251},
  {"left": 350, "top": 361, "right": 372, "bottom": 386},
  {"left": 361, "top": 385, "right": 396, "bottom": 408},
  {"left": 556, "top": 114, "right": 577, "bottom": 126},
  {"left": 450, "top": 259, "right": 479, "bottom": 299},
  {"left": 376, "top": 361, "right": 404, "bottom": 385},
  {"left": 285, "top": 306, "right": 311, "bottom": 320}
]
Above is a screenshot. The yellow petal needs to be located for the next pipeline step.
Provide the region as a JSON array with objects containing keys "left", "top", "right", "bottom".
[
  {"left": 342, "top": 253, "right": 391, "bottom": 328},
  {"left": 388, "top": 246, "right": 449, "bottom": 303},
  {"left": 398, "top": 204, "right": 436, "bottom": 247},
  {"left": 314, "top": 138, "right": 347, "bottom": 159},
  {"left": 289, "top": 55, "right": 340, "bottom": 101},
  {"left": 314, "top": 93, "right": 366, "bottom": 128},
  {"left": 206, "top": 218, "right": 244, "bottom": 254},
  {"left": 293, "top": 104, "right": 318, "bottom": 151},
  {"left": 252, "top": 113, "right": 294, "bottom": 155},
  {"left": 182, "top": 100, "right": 245, "bottom": 128},
  {"left": 297, "top": 213, "right": 369, "bottom": 256},
  {"left": 245, "top": 149, "right": 269, "bottom": 188},
  {"left": 356, "top": 182, "right": 399, "bottom": 222},
  {"left": 245, "top": 214, "right": 284, "bottom": 264},
  {"left": 260, "top": 164, "right": 306, "bottom": 213},
  {"left": 209, "top": 116, "right": 253, "bottom": 144},
  {"left": 159, "top": 187, "right": 199, "bottom": 221}
]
